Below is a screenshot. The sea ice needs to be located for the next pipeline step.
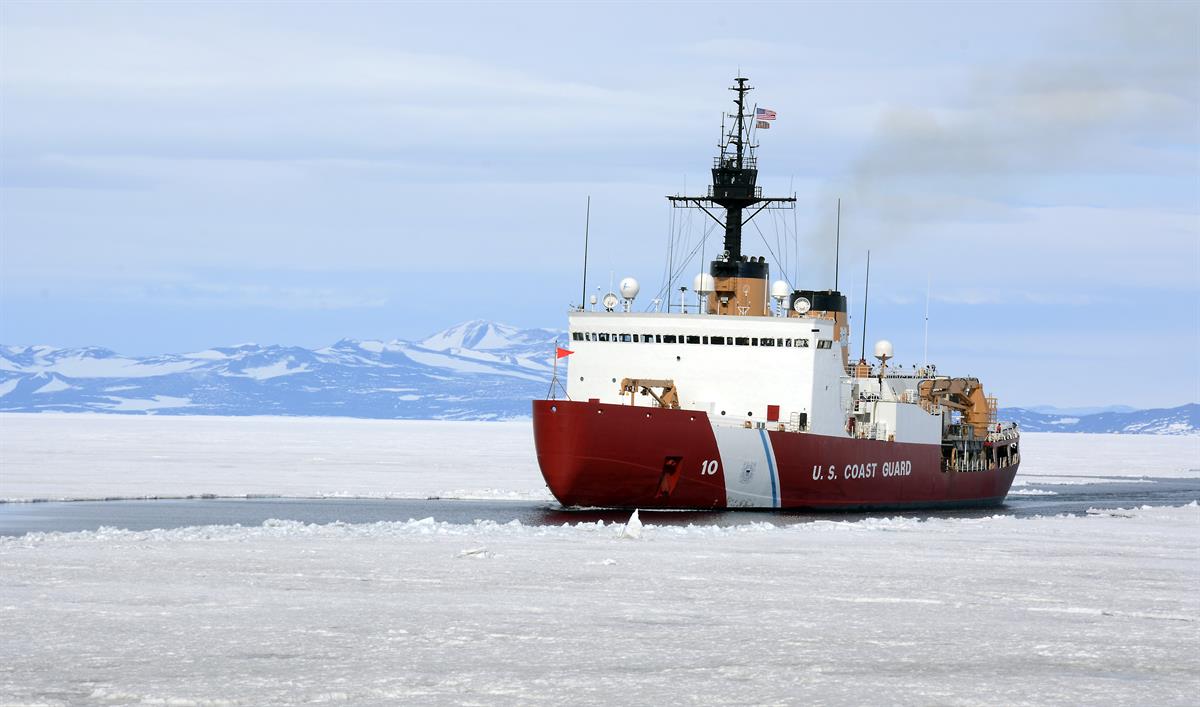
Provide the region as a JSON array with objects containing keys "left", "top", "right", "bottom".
[
  {"left": 0, "top": 505, "right": 1196, "bottom": 705},
  {"left": 0, "top": 414, "right": 548, "bottom": 502}
]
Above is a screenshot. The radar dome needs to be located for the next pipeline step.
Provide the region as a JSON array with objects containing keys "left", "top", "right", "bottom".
[
  {"left": 873, "top": 340, "right": 894, "bottom": 360},
  {"left": 692, "top": 273, "right": 715, "bottom": 295},
  {"left": 770, "top": 280, "right": 790, "bottom": 300},
  {"left": 792, "top": 297, "right": 811, "bottom": 314},
  {"left": 619, "top": 277, "right": 640, "bottom": 300}
]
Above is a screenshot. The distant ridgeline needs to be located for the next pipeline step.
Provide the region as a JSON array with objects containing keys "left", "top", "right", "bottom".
[
  {"left": 997, "top": 405, "right": 1199, "bottom": 436},
  {"left": 1, "top": 320, "right": 1196, "bottom": 433},
  {"left": 0, "top": 321, "right": 559, "bottom": 421}
]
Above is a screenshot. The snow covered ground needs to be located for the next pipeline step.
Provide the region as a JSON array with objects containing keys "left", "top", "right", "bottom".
[
  {"left": 2, "top": 505, "right": 1197, "bottom": 705},
  {"left": 2, "top": 413, "right": 1197, "bottom": 502},
  {"left": 2, "top": 414, "right": 1197, "bottom": 704},
  {"left": 0, "top": 414, "right": 548, "bottom": 502}
]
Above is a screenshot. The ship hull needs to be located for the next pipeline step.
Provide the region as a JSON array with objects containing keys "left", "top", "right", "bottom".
[{"left": 533, "top": 400, "right": 1019, "bottom": 511}]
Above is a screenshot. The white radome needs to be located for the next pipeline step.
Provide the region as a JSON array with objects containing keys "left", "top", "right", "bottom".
[
  {"left": 874, "top": 339, "right": 894, "bottom": 360},
  {"left": 619, "top": 277, "right": 640, "bottom": 300},
  {"left": 770, "top": 280, "right": 790, "bottom": 300},
  {"left": 692, "top": 273, "right": 715, "bottom": 295},
  {"left": 792, "top": 297, "right": 811, "bottom": 314}
]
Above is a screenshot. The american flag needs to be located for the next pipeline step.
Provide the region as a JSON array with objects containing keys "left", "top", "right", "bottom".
[{"left": 756, "top": 107, "right": 776, "bottom": 120}]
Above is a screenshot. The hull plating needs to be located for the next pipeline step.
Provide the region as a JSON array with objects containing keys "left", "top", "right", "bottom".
[{"left": 533, "top": 400, "right": 1019, "bottom": 510}]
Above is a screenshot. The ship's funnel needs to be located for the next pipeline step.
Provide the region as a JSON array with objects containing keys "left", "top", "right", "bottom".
[{"left": 706, "top": 257, "right": 769, "bottom": 316}]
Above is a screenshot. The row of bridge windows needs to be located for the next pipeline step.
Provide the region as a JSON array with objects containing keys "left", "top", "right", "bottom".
[{"left": 570, "top": 332, "right": 831, "bottom": 349}]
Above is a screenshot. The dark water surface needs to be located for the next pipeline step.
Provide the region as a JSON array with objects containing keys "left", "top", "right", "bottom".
[{"left": 1, "top": 477, "right": 1197, "bottom": 537}]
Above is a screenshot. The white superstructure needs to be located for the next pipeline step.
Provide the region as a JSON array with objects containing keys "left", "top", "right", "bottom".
[{"left": 564, "top": 310, "right": 944, "bottom": 444}]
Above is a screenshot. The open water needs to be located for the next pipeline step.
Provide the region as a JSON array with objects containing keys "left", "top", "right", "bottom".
[{"left": 2, "top": 476, "right": 1197, "bottom": 536}]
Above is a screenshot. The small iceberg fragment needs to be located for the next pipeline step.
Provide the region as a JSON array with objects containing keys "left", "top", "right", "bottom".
[{"left": 620, "top": 509, "right": 643, "bottom": 540}]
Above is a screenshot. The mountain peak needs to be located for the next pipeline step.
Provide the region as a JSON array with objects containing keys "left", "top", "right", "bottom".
[{"left": 421, "top": 320, "right": 556, "bottom": 352}]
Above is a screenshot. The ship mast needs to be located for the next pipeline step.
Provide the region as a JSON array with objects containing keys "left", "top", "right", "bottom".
[{"left": 668, "top": 77, "right": 795, "bottom": 316}]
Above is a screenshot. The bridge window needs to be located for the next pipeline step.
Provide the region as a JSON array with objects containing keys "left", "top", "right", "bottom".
[
  {"left": 598, "top": 333, "right": 610, "bottom": 342},
  {"left": 641, "top": 334, "right": 653, "bottom": 343},
  {"left": 685, "top": 335, "right": 701, "bottom": 344},
  {"left": 572, "top": 332, "right": 583, "bottom": 341},
  {"left": 710, "top": 336, "right": 725, "bottom": 345},
  {"left": 817, "top": 340, "right": 832, "bottom": 349},
  {"left": 761, "top": 338, "right": 775, "bottom": 347},
  {"left": 735, "top": 337, "right": 750, "bottom": 346},
  {"left": 795, "top": 338, "right": 810, "bottom": 347},
  {"left": 663, "top": 334, "right": 677, "bottom": 344}
]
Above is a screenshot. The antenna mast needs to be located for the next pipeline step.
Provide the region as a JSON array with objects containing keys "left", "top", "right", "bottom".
[
  {"left": 834, "top": 198, "right": 841, "bottom": 291},
  {"left": 580, "top": 196, "right": 591, "bottom": 310},
  {"left": 923, "top": 275, "right": 930, "bottom": 368},
  {"left": 860, "top": 250, "right": 870, "bottom": 362},
  {"left": 666, "top": 77, "right": 796, "bottom": 316},
  {"left": 667, "top": 77, "right": 794, "bottom": 263}
]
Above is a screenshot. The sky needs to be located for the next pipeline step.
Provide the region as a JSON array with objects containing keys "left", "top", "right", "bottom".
[{"left": 1, "top": 0, "right": 1197, "bottom": 409}]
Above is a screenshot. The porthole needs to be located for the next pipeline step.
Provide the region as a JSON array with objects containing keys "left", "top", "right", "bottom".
[
  {"left": 676, "top": 356, "right": 681, "bottom": 361},
  {"left": 550, "top": 405, "right": 557, "bottom": 412},
  {"left": 579, "top": 376, "right": 584, "bottom": 381},
  {"left": 612, "top": 377, "right": 616, "bottom": 383},
  {"left": 747, "top": 412, "right": 753, "bottom": 417},
  {"left": 720, "top": 410, "right": 726, "bottom": 415}
]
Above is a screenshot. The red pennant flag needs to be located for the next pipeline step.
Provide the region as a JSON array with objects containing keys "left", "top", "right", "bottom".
[{"left": 556, "top": 347, "right": 574, "bottom": 359}]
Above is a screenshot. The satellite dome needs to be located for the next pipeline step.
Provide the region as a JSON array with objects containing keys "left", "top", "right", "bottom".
[
  {"left": 619, "top": 277, "right": 640, "bottom": 300},
  {"left": 770, "top": 280, "right": 790, "bottom": 300},
  {"left": 692, "top": 273, "right": 715, "bottom": 295},
  {"left": 874, "top": 340, "right": 894, "bottom": 360}
]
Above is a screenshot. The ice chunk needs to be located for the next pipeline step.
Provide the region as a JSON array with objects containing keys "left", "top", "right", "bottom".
[{"left": 620, "top": 509, "right": 643, "bottom": 539}]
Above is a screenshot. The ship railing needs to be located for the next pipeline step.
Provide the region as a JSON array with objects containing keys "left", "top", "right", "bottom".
[
  {"left": 946, "top": 457, "right": 987, "bottom": 473},
  {"left": 713, "top": 156, "right": 758, "bottom": 170},
  {"left": 706, "top": 185, "right": 763, "bottom": 198},
  {"left": 986, "top": 422, "right": 1020, "bottom": 443},
  {"left": 849, "top": 422, "right": 890, "bottom": 441},
  {"left": 782, "top": 411, "right": 809, "bottom": 433}
]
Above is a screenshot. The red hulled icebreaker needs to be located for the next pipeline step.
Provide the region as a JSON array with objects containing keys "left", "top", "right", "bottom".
[{"left": 533, "top": 78, "right": 1020, "bottom": 510}]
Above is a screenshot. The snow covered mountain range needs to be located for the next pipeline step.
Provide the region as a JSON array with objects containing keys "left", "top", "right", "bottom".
[
  {"left": 0, "top": 321, "right": 561, "bottom": 420},
  {"left": 1, "top": 320, "right": 1196, "bottom": 433},
  {"left": 997, "top": 405, "right": 1199, "bottom": 436}
]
